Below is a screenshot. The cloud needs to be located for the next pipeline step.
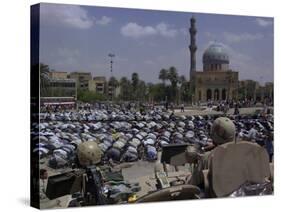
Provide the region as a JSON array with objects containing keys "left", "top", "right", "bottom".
[
  {"left": 223, "top": 32, "right": 264, "bottom": 43},
  {"left": 120, "top": 22, "right": 178, "bottom": 38},
  {"left": 96, "top": 16, "right": 112, "bottom": 26},
  {"left": 256, "top": 18, "right": 273, "bottom": 27},
  {"left": 41, "top": 4, "right": 113, "bottom": 29},
  {"left": 156, "top": 23, "right": 178, "bottom": 37},
  {"left": 41, "top": 4, "right": 94, "bottom": 29},
  {"left": 121, "top": 23, "right": 157, "bottom": 38}
]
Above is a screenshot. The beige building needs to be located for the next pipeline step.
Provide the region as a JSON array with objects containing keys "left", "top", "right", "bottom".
[
  {"left": 193, "top": 69, "right": 238, "bottom": 102},
  {"left": 89, "top": 76, "right": 121, "bottom": 98},
  {"left": 239, "top": 80, "right": 259, "bottom": 100},
  {"left": 89, "top": 76, "right": 107, "bottom": 94},
  {"left": 48, "top": 78, "right": 77, "bottom": 97},
  {"left": 238, "top": 80, "right": 273, "bottom": 102},
  {"left": 49, "top": 71, "right": 68, "bottom": 79},
  {"left": 68, "top": 72, "right": 92, "bottom": 90},
  {"left": 46, "top": 71, "right": 77, "bottom": 98},
  {"left": 108, "top": 84, "right": 121, "bottom": 98},
  {"left": 189, "top": 17, "right": 239, "bottom": 103},
  {"left": 191, "top": 43, "right": 239, "bottom": 102}
]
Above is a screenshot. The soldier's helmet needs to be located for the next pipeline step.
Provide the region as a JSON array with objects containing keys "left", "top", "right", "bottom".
[
  {"left": 77, "top": 141, "right": 103, "bottom": 166},
  {"left": 211, "top": 117, "right": 235, "bottom": 145}
]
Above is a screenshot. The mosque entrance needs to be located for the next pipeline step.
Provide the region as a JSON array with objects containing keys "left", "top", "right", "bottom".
[
  {"left": 214, "top": 89, "right": 219, "bottom": 101},
  {"left": 207, "top": 89, "right": 212, "bottom": 101},
  {"left": 222, "top": 89, "right": 226, "bottom": 100}
]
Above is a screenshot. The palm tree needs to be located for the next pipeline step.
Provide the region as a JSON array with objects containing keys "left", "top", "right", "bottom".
[
  {"left": 178, "top": 75, "right": 186, "bottom": 103},
  {"left": 179, "top": 75, "right": 186, "bottom": 84},
  {"left": 167, "top": 66, "right": 179, "bottom": 102},
  {"left": 159, "top": 68, "right": 168, "bottom": 85},
  {"left": 131, "top": 73, "right": 139, "bottom": 100},
  {"left": 131, "top": 73, "right": 139, "bottom": 88},
  {"left": 119, "top": 77, "right": 132, "bottom": 100},
  {"left": 108, "top": 76, "right": 119, "bottom": 99},
  {"left": 108, "top": 76, "right": 119, "bottom": 87},
  {"left": 137, "top": 80, "right": 147, "bottom": 102},
  {"left": 40, "top": 63, "right": 50, "bottom": 97},
  {"left": 167, "top": 67, "right": 178, "bottom": 86}
]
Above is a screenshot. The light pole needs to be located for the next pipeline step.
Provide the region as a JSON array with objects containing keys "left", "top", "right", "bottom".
[
  {"left": 108, "top": 53, "right": 115, "bottom": 75},
  {"left": 108, "top": 53, "right": 115, "bottom": 101}
]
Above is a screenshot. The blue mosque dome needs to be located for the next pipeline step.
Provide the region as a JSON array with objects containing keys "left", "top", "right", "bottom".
[{"left": 203, "top": 43, "right": 229, "bottom": 65}]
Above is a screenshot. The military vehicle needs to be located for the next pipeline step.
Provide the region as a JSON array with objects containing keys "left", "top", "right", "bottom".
[{"left": 45, "top": 134, "right": 273, "bottom": 207}]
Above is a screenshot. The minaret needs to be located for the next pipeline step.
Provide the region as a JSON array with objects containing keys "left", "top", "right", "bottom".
[{"left": 189, "top": 16, "right": 197, "bottom": 79}]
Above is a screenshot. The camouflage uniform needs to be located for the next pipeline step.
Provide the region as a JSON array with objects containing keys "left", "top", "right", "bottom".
[{"left": 189, "top": 117, "right": 236, "bottom": 186}]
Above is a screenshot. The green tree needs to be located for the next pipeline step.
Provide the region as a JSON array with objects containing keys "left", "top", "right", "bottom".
[
  {"left": 159, "top": 68, "right": 168, "bottom": 85},
  {"left": 137, "top": 80, "right": 147, "bottom": 102},
  {"left": 150, "top": 83, "right": 167, "bottom": 102},
  {"left": 108, "top": 76, "right": 119, "bottom": 99},
  {"left": 119, "top": 77, "right": 132, "bottom": 101},
  {"left": 40, "top": 63, "right": 51, "bottom": 97},
  {"left": 131, "top": 72, "right": 139, "bottom": 100},
  {"left": 167, "top": 66, "right": 179, "bottom": 102},
  {"left": 77, "top": 89, "right": 106, "bottom": 102},
  {"left": 178, "top": 75, "right": 186, "bottom": 103}
]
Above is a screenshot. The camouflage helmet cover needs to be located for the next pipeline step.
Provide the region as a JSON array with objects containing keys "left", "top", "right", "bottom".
[
  {"left": 211, "top": 117, "right": 235, "bottom": 145},
  {"left": 77, "top": 141, "right": 103, "bottom": 166}
]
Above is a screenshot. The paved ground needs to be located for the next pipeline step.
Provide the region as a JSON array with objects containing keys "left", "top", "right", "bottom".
[{"left": 174, "top": 106, "right": 273, "bottom": 116}]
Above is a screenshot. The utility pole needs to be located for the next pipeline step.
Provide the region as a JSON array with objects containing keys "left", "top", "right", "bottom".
[
  {"left": 108, "top": 53, "right": 115, "bottom": 101},
  {"left": 108, "top": 53, "right": 115, "bottom": 76}
]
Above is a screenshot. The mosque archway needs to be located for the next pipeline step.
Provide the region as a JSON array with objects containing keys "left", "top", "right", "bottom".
[
  {"left": 207, "top": 89, "right": 212, "bottom": 101},
  {"left": 214, "top": 89, "right": 219, "bottom": 101},
  {"left": 222, "top": 89, "right": 226, "bottom": 100}
]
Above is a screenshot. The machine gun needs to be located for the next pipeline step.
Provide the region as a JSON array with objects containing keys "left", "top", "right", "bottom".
[
  {"left": 45, "top": 140, "right": 141, "bottom": 207},
  {"left": 45, "top": 165, "right": 113, "bottom": 206},
  {"left": 45, "top": 165, "right": 140, "bottom": 207},
  {"left": 83, "top": 166, "right": 108, "bottom": 205}
]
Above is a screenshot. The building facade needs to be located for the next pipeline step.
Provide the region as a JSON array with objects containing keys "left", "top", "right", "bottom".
[
  {"left": 89, "top": 76, "right": 107, "bottom": 94},
  {"left": 239, "top": 80, "right": 274, "bottom": 102},
  {"left": 189, "top": 17, "right": 239, "bottom": 103},
  {"left": 68, "top": 72, "right": 92, "bottom": 90},
  {"left": 48, "top": 71, "right": 68, "bottom": 79},
  {"left": 89, "top": 76, "right": 121, "bottom": 98},
  {"left": 43, "top": 70, "right": 77, "bottom": 98},
  {"left": 48, "top": 78, "right": 77, "bottom": 97}
]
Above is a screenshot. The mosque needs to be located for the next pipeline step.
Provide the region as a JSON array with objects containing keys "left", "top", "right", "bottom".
[{"left": 188, "top": 16, "right": 239, "bottom": 103}]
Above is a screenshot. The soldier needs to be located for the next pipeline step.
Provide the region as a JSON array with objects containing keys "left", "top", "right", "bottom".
[
  {"left": 68, "top": 141, "right": 104, "bottom": 206},
  {"left": 39, "top": 169, "right": 48, "bottom": 200},
  {"left": 189, "top": 117, "right": 236, "bottom": 187},
  {"left": 77, "top": 141, "right": 103, "bottom": 167}
]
